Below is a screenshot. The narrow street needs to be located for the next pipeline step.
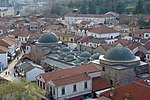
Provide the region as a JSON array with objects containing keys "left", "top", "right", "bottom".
[{"left": 0, "top": 52, "right": 24, "bottom": 82}]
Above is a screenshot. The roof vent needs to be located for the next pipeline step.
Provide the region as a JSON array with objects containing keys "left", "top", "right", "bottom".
[
  {"left": 144, "top": 79, "right": 150, "bottom": 85},
  {"left": 124, "top": 93, "right": 131, "bottom": 100},
  {"left": 109, "top": 88, "right": 115, "bottom": 97}
]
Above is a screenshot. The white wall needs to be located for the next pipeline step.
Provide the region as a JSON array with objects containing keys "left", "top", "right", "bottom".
[
  {"left": 0, "top": 53, "right": 8, "bottom": 70},
  {"left": 53, "top": 80, "right": 92, "bottom": 100},
  {"left": 0, "top": 30, "right": 3, "bottom": 35},
  {"left": 0, "top": 8, "right": 15, "bottom": 17},
  {"left": 26, "top": 67, "right": 45, "bottom": 81},
  {"left": 87, "top": 32, "right": 120, "bottom": 39}
]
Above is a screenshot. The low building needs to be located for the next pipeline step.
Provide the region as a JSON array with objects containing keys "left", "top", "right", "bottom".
[
  {"left": 36, "top": 63, "right": 102, "bottom": 100},
  {"left": 0, "top": 46, "right": 8, "bottom": 71},
  {"left": 98, "top": 46, "right": 149, "bottom": 86},
  {"left": 16, "top": 62, "right": 45, "bottom": 81}
]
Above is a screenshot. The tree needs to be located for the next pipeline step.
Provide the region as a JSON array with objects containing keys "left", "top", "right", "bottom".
[
  {"left": 143, "top": 1, "right": 150, "bottom": 14},
  {"left": 134, "top": 0, "right": 144, "bottom": 14},
  {"left": 0, "top": 79, "right": 44, "bottom": 100},
  {"left": 51, "top": 5, "right": 61, "bottom": 15}
]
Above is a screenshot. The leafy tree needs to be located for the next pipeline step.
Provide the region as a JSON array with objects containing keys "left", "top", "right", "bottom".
[
  {"left": 51, "top": 5, "right": 61, "bottom": 15},
  {"left": 134, "top": 0, "right": 144, "bottom": 14},
  {"left": 0, "top": 79, "right": 44, "bottom": 100}
]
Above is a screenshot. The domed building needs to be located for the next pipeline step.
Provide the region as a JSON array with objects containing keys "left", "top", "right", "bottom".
[
  {"left": 79, "top": 51, "right": 91, "bottom": 61},
  {"left": 99, "top": 46, "right": 149, "bottom": 86},
  {"left": 36, "top": 32, "right": 61, "bottom": 47}
]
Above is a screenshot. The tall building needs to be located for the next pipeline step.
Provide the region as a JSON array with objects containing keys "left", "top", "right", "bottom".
[{"left": 0, "top": 0, "right": 9, "bottom": 7}]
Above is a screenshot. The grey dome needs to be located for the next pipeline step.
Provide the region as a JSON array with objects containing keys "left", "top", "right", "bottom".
[
  {"left": 60, "top": 47, "right": 70, "bottom": 52},
  {"left": 80, "top": 51, "right": 91, "bottom": 58},
  {"left": 91, "top": 53, "right": 100, "bottom": 60},
  {"left": 53, "top": 47, "right": 60, "bottom": 50},
  {"left": 104, "top": 47, "right": 135, "bottom": 61},
  {"left": 38, "top": 32, "right": 59, "bottom": 43}
]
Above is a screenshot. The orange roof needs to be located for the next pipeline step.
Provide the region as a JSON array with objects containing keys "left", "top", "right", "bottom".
[
  {"left": 132, "top": 29, "right": 150, "bottom": 35},
  {"left": 0, "top": 46, "right": 7, "bottom": 53},
  {"left": 92, "top": 77, "right": 111, "bottom": 92},
  {"left": 102, "top": 81, "right": 150, "bottom": 100},
  {"left": 53, "top": 73, "right": 91, "bottom": 86},
  {"left": 39, "top": 63, "right": 100, "bottom": 82},
  {"left": 89, "top": 26, "right": 118, "bottom": 34},
  {"left": 65, "top": 13, "right": 114, "bottom": 18}
]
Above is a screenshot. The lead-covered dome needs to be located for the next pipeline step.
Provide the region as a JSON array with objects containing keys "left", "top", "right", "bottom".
[
  {"left": 38, "top": 32, "right": 59, "bottom": 43},
  {"left": 104, "top": 47, "right": 135, "bottom": 61}
]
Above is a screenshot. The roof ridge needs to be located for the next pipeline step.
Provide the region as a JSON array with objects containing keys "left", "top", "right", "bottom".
[
  {"left": 51, "top": 72, "right": 90, "bottom": 81},
  {"left": 133, "top": 81, "right": 150, "bottom": 89}
]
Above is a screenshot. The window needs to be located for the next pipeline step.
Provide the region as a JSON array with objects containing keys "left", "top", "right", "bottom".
[
  {"left": 53, "top": 89, "right": 55, "bottom": 95},
  {"left": 73, "top": 84, "right": 77, "bottom": 92},
  {"left": 84, "top": 82, "right": 87, "bottom": 89},
  {"left": 102, "top": 67, "right": 105, "bottom": 71},
  {"left": 37, "top": 80, "right": 39, "bottom": 87},
  {"left": 139, "top": 34, "right": 141, "bottom": 37},
  {"left": 43, "top": 82, "right": 45, "bottom": 90},
  {"left": 145, "top": 34, "right": 149, "bottom": 37},
  {"left": 62, "top": 87, "right": 65, "bottom": 95}
]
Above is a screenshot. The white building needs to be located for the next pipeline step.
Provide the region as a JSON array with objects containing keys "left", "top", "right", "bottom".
[
  {"left": 36, "top": 63, "right": 101, "bottom": 100},
  {"left": 0, "top": 37, "right": 21, "bottom": 58},
  {"left": 0, "top": 46, "right": 8, "bottom": 71},
  {"left": 0, "top": 7, "right": 15, "bottom": 17},
  {"left": 17, "top": 62, "right": 45, "bottom": 81},
  {"left": 65, "top": 13, "right": 116, "bottom": 25}
]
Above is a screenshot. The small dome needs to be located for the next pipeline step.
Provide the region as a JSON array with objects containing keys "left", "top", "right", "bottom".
[
  {"left": 66, "top": 55, "right": 74, "bottom": 59},
  {"left": 38, "top": 32, "right": 59, "bottom": 43},
  {"left": 60, "top": 47, "right": 70, "bottom": 52},
  {"left": 53, "top": 47, "right": 60, "bottom": 50},
  {"left": 80, "top": 51, "right": 91, "bottom": 58},
  {"left": 104, "top": 47, "right": 135, "bottom": 61},
  {"left": 91, "top": 53, "right": 100, "bottom": 60},
  {"left": 65, "top": 55, "right": 75, "bottom": 62}
]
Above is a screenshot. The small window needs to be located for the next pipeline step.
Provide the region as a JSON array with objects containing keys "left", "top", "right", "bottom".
[
  {"left": 73, "top": 84, "right": 77, "bottom": 92},
  {"left": 102, "top": 67, "right": 105, "bottom": 71},
  {"left": 84, "top": 82, "right": 87, "bottom": 89},
  {"left": 145, "top": 34, "right": 149, "bottom": 37},
  {"left": 62, "top": 87, "right": 65, "bottom": 95},
  {"left": 139, "top": 34, "right": 141, "bottom": 37},
  {"left": 53, "top": 89, "right": 55, "bottom": 95}
]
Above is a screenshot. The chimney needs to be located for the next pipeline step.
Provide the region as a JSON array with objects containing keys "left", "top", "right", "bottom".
[
  {"left": 109, "top": 88, "right": 115, "bottom": 97},
  {"left": 124, "top": 93, "right": 131, "bottom": 100}
]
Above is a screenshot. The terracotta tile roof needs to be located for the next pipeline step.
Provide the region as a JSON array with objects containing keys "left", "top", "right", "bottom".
[
  {"left": 143, "top": 15, "right": 150, "bottom": 20},
  {"left": 102, "top": 81, "right": 150, "bottom": 100},
  {"left": 140, "top": 39, "right": 149, "bottom": 44},
  {"left": 65, "top": 13, "right": 114, "bottom": 18},
  {"left": 0, "top": 40, "right": 11, "bottom": 47},
  {"left": 92, "top": 77, "right": 111, "bottom": 92},
  {"left": 0, "top": 46, "right": 7, "bottom": 53},
  {"left": 143, "top": 42, "right": 150, "bottom": 51},
  {"left": 89, "top": 25, "right": 118, "bottom": 34},
  {"left": 127, "top": 43, "right": 139, "bottom": 50},
  {"left": 78, "top": 36, "right": 93, "bottom": 43},
  {"left": 39, "top": 63, "right": 100, "bottom": 82},
  {"left": 3, "top": 37, "right": 19, "bottom": 45},
  {"left": 52, "top": 73, "right": 91, "bottom": 86},
  {"left": 132, "top": 29, "right": 150, "bottom": 35}
]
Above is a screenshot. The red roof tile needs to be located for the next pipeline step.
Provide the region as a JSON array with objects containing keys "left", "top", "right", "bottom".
[
  {"left": 89, "top": 26, "right": 118, "bottom": 34},
  {"left": 92, "top": 77, "right": 111, "bottom": 92},
  {"left": 39, "top": 63, "right": 100, "bottom": 82},
  {"left": 53, "top": 73, "right": 91, "bottom": 86},
  {"left": 102, "top": 81, "right": 150, "bottom": 100}
]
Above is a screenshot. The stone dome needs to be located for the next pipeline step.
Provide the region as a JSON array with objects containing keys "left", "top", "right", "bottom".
[
  {"left": 60, "top": 47, "right": 70, "bottom": 52},
  {"left": 38, "top": 32, "right": 59, "bottom": 43},
  {"left": 91, "top": 53, "right": 100, "bottom": 60},
  {"left": 104, "top": 47, "right": 135, "bottom": 61},
  {"left": 80, "top": 51, "right": 91, "bottom": 58}
]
